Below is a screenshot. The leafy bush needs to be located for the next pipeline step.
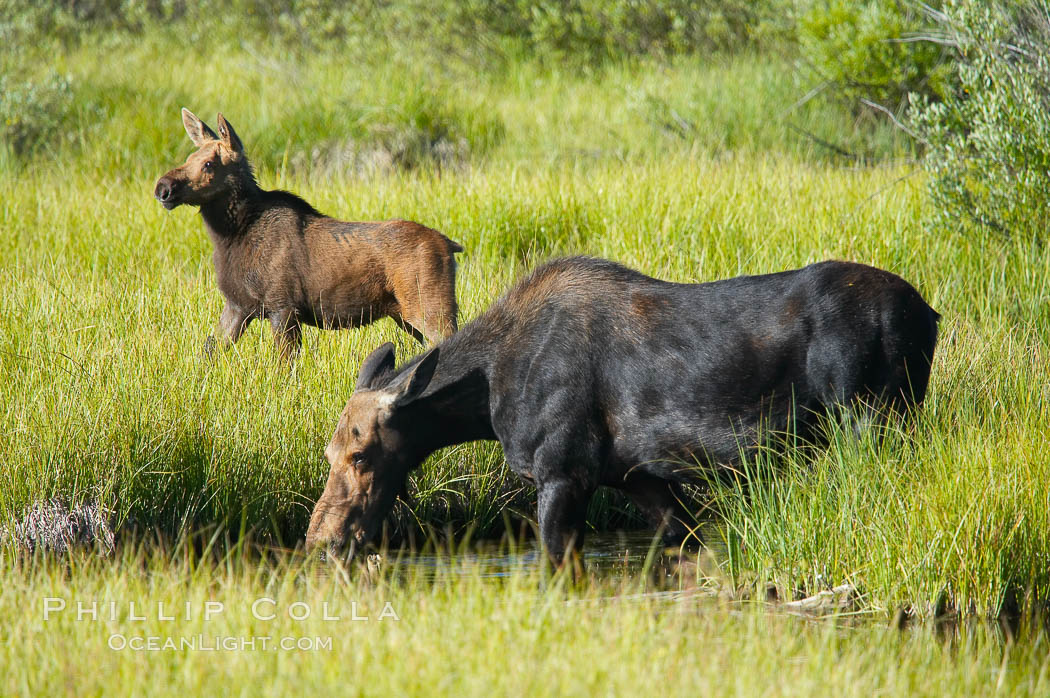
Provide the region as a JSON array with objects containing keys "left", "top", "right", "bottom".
[
  {"left": 0, "top": 72, "right": 75, "bottom": 158},
  {"left": 0, "top": 0, "right": 176, "bottom": 43},
  {"left": 277, "top": 90, "right": 506, "bottom": 177},
  {"left": 797, "top": 0, "right": 952, "bottom": 113},
  {"left": 0, "top": 0, "right": 799, "bottom": 60},
  {"left": 911, "top": 0, "right": 1050, "bottom": 242},
  {"left": 487, "top": 0, "right": 798, "bottom": 62}
]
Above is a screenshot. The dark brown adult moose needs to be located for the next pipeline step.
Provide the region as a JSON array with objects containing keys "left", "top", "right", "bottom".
[
  {"left": 306, "top": 257, "right": 939, "bottom": 564},
  {"left": 154, "top": 109, "right": 462, "bottom": 358}
]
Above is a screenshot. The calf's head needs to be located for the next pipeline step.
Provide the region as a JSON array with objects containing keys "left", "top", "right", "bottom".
[
  {"left": 306, "top": 343, "right": 439, "bottom": 559},
  {"left": 154, "top": 109, "right": 249, "bottom": 210}
]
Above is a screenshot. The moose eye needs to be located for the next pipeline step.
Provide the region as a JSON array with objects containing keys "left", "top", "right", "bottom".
[
  {"left": 203, "top": 160, "right": 213, "bottom": 169},
  {"left": 350, "top": 452, "right": 366, "bottom": 466}
]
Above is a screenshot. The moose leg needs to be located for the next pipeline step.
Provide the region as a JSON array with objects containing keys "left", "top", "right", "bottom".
[
  {"left": 417, "top": 290, "right": 457, "bottom": 344},
  {"left": 394, "top": 265, "right": 457, "bottom": 345},
  {"left": 418, "top": 285, "right": 458, "bottom": 344},
  {"left": 620, "top": 474, "right": 699, "bottom": 545},
  {"left": 425, "top": 255, "right": 459, "bottom": 341},
  {"left": 396, "top": 308, "right": 448, "bottom": 346},
  {"left": 268, "top": 311, "right": 302, "bottom": 360},
  {"left": 536, "top": 478, "right": 591, "bottom": 567},
  {"left": 393, "top": 316, "right": 428, "bottom": 346},
  {"left": 206, "top": 302, "right": 253, "bottom": 357}
]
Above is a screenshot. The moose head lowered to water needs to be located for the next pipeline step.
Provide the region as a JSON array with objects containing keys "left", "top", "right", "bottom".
[
  {"left": 306, "top": 257, "right": 939, "bottom": 564},
  {"left": 154, "top": 109, "right": 462, "bottom": 358}
]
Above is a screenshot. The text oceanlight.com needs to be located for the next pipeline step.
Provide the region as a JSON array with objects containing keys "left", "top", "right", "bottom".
[{"left": 108, "top": 634, "right": 333, "bottom": 652}]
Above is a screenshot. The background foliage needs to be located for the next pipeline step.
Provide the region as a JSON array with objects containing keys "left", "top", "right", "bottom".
[
  {"left": 2, "top": 0, "right": 1049, "bottom": 621},
  {"left": 910, "top": 0, "right": 1050, "bottom": 243}
]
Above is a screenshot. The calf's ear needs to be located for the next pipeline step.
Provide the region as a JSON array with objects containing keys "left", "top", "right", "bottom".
[
  {"left": 182, "top": 108, "right": 217, "bottom": 147},
  {"left": 392, "top": 348, "right": 439, "bottom": 408},
  {"left": 216, "top": 113, "right": 245, "bottom": 154},
  {"left": 356, "top": 343, "right": 397, "bottom": 391}
]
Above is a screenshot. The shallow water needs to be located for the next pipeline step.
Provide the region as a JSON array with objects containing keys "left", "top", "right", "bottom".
[{"left": 347, "top": 525, "right": 728, "bottom": 585}]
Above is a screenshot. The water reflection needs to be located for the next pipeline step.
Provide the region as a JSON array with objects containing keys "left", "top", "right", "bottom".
[
  {"left": 326, "top": 525, "right": 728, "bottom": 587},
  {"left": 296, "top": 529, "right": 1048, "bottom": 645}
]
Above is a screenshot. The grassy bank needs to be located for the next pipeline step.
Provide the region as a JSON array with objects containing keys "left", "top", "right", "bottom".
[
  {"left": 5, "top": 545, "right": 1050, "bottom": 696},
  {"left": 3, "top": 23, "right": 1049, "bottom": 630}
]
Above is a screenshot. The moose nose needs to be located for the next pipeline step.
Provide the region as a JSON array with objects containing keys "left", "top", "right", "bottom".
[{"left": 154, "top": 177, "right": 174, "bottom": 202}]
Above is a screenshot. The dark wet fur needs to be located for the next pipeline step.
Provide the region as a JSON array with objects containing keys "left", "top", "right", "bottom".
[{"left": 312, "top": 256, "right": 939, "bottom": 563}]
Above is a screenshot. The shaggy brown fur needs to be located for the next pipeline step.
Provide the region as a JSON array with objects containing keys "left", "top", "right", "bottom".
[{"left": 154, "top": 109, "right": 462, "bottom": 358}]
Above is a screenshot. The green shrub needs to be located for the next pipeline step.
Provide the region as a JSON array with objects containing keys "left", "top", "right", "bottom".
[
  {"left": 0, "top": 72, "right": 75, "bottom": 159},
  {"left": 271, "top": 89, "right": 506, "bottom": 177},
  {"left": 499, "top": 0, "right": 798, "bottom": 62},
  {"left": 911, "top": 0, "right": 1050, "bottom": 242},
  {"left": 0, "top": 0, "right": 798, "bottom": 60},
  {"left": 798, "top": 0, "right": 952, "bottom": 113},
  {"left": 0, "top": 0, "right": 178, "bottom": 44}
]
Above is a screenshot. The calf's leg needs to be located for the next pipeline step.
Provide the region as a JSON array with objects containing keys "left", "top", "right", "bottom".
[
  {"left": 268, "top": 311, "right": 302, "bottom": 360},
  {"left": 393, "top": 265, "right": 458, "bottom": 345},
  {"left": 397, "top": 301, "right": 453, "bottom": 346},
  {"left": 393, "top": 316, "right": 428, "bottom": 346},
  {"left": 420, "top": 275, "right": 458, "bottom": 342},
  {"left": 205, "top": 302, "right": 253, "bottom": 357}
]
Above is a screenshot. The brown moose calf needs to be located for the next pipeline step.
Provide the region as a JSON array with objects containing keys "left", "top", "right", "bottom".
[{"left": 154, "top": 109, "right": 462, "bottom": 358}]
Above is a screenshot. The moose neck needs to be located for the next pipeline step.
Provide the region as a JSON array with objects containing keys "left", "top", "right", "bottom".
[
  {"left": 199, "top": 172, "right": 262, "bottom": 239},
  {"left": 399, "top": 342, "right": 498, "bottom": 466}
]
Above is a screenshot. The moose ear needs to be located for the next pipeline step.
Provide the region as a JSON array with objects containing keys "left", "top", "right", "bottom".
[
  {"left": 356, "top": 342, "right": 397, "bottom": 391},
  {"left": 182, "top": 108, "right": 217, "bottom": 147},
  {"left": 392, "top": 347, "right": 439, "bottom": 408},
  {"left": 215, "top": 112, "right": 244, "bottom": 154}
]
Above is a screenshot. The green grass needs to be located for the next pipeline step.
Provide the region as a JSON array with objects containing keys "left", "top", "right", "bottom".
[
  {"left": 2, "top": 20, "right": 1050, "bottom": 694},
  {"left": 5, "top": 544, "right": 1050, "bottom": 696},
  {"left": 2, "top": 155, "right": 939, "bottom": 537}
]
